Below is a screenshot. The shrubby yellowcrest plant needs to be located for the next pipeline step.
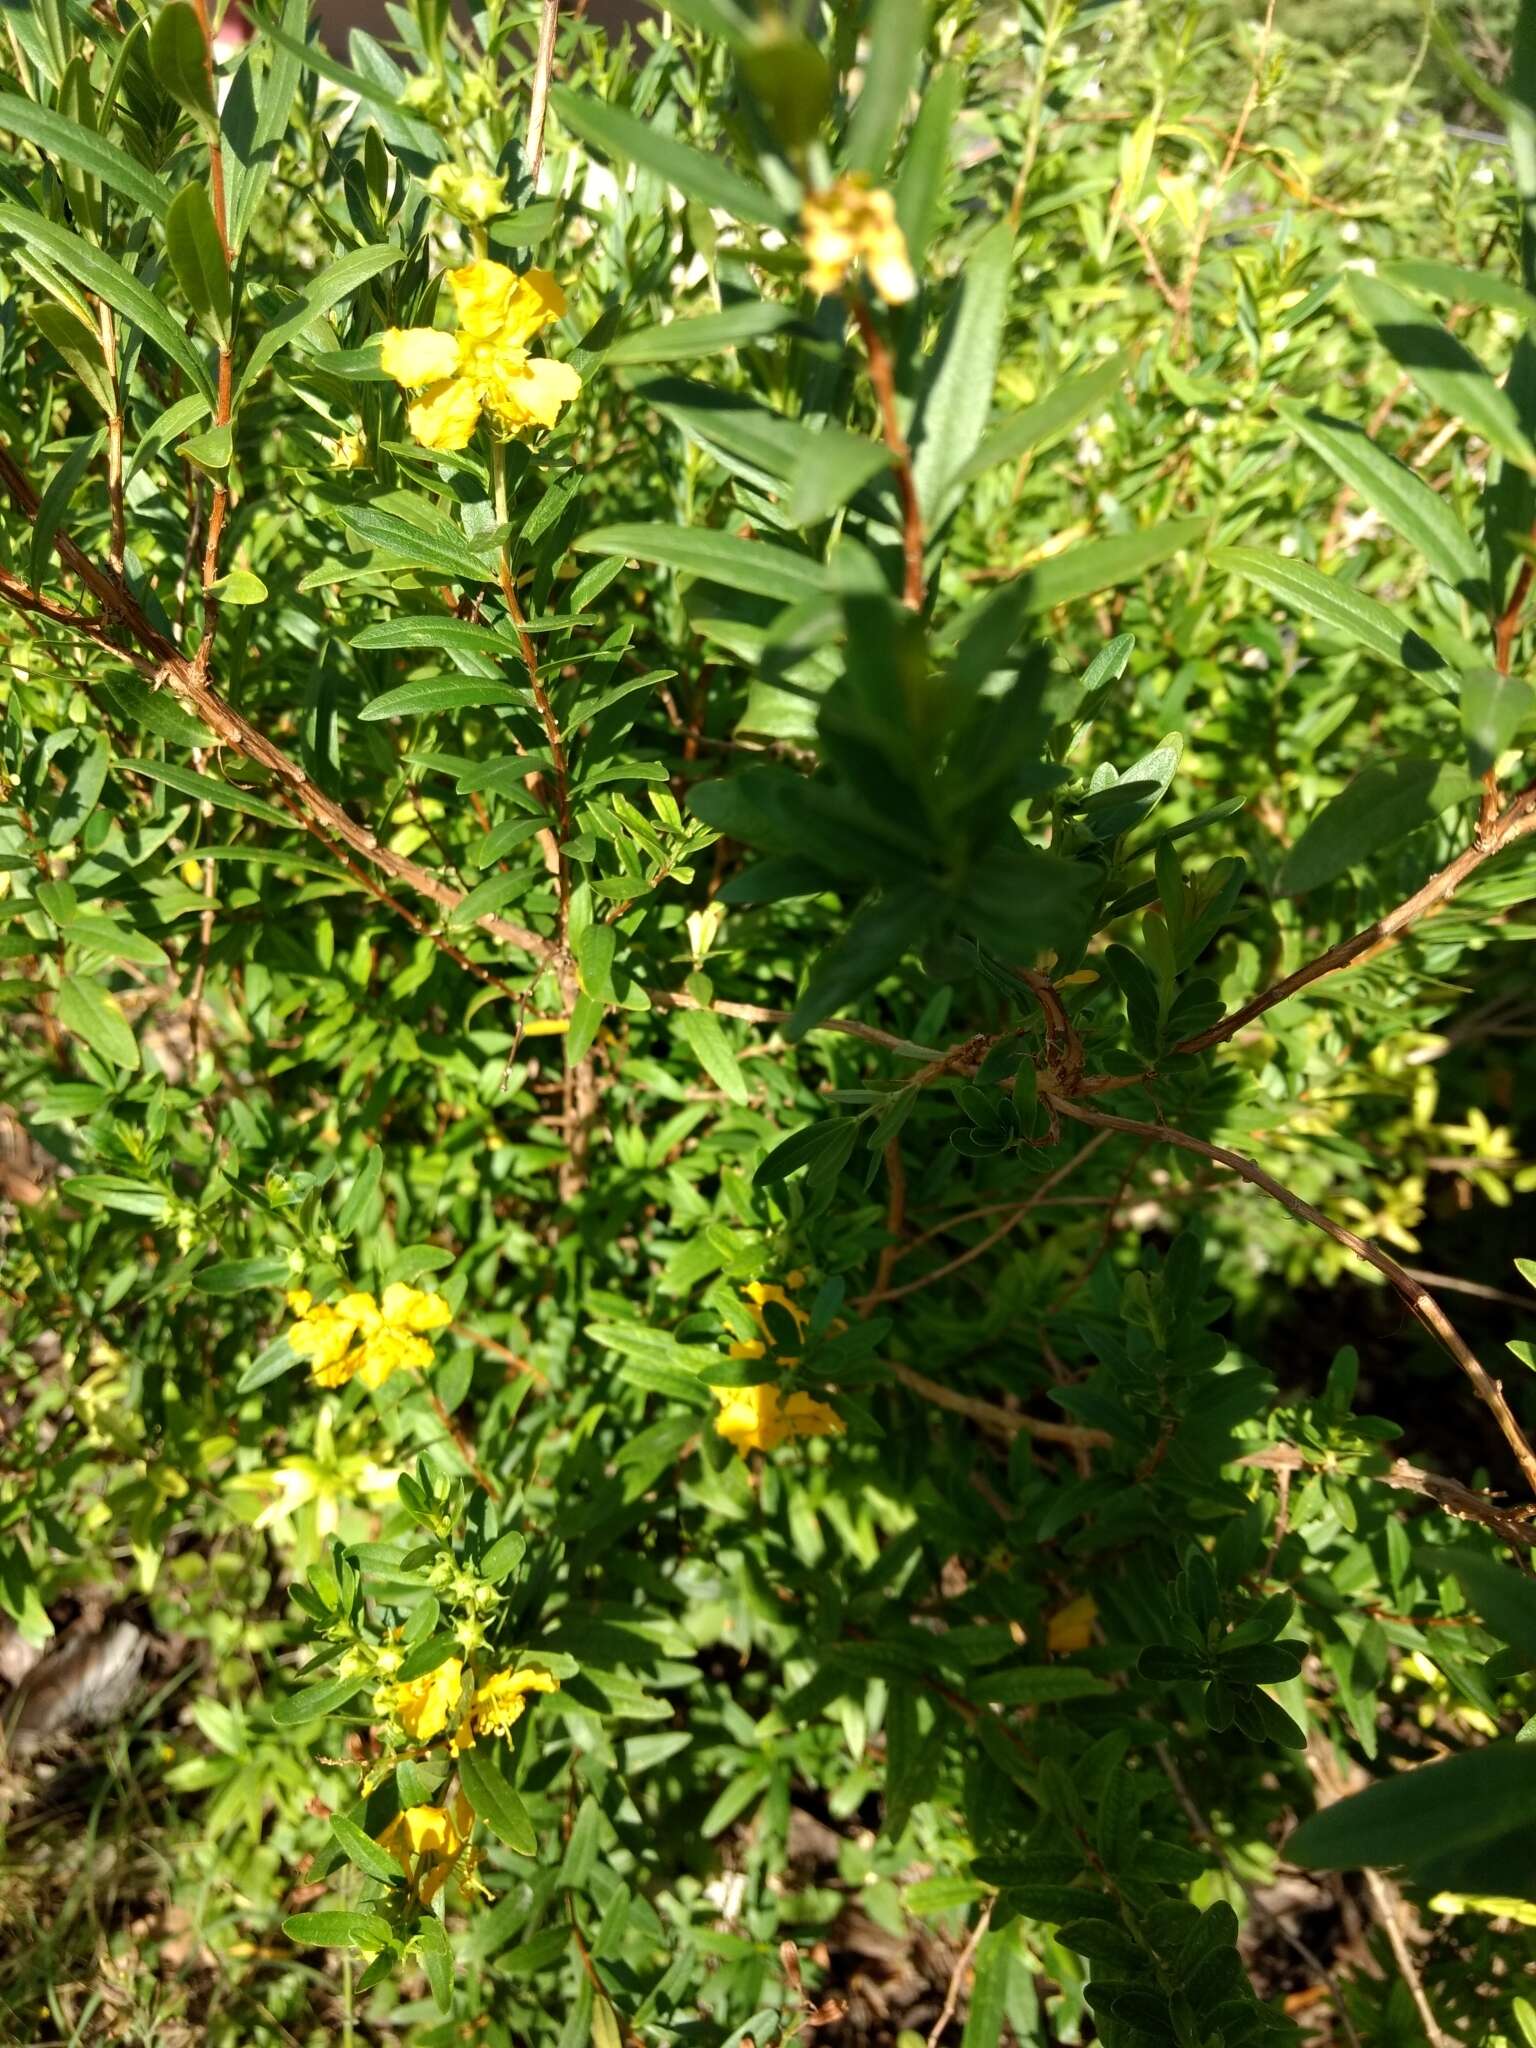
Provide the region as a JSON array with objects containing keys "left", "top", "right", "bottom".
[{"left": 4, "top": 0, "right": 1536, "bottom": 2041}]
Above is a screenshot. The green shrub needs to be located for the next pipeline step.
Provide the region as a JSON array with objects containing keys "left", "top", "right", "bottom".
[{"left": 3, "top": 1, "right": 1536, "bottom": 2043}]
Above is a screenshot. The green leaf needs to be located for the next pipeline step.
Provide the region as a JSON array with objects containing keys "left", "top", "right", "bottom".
[
  {"left": 180, "top": 424, "right": 232, "bottom": 472},
  {"left": 360, "top": 677, "right": 523, "bottom": 723},
  {"left": 330, "top": 1814, "right": 403, "bottom": 1884},
  {"left": 283, "top": 1910, "right": 393, "bottom": 1950},
  {"left": 1378, "top": 258, "right": 1536, "bottom": 326},
  {"left": 164, "top": 182, "right": 231, "bottom": 343},
  {"left": 1275, "top": 399, "right": 1486, "bottom": 600},
  {"left": 480, "top": 1530, "right": 526, "bottom": 1581},
  {"left": 195, "top": 1257, "right": 293, "bottom": 1295},
  {"left": 339, "top": 502, "right": 494, "bottom": 585},
  {"left": 271, "top": 1674, "right": 364, "bottom": 1727},
  {"left": 417, "top": 1914, "right": 453, "bottom": 2012},
  {"left": 1346, "top": 269, "right": 1536, "bottom": 474},
  {"left": 575, "top": 922, "right": 616, "bottom": 1002},
  {"left": 458, "top": 1745, "right": 537, "bottom": 1855},
  {"left": 55, "top": 973, "right": 138, "bottom": 1071},
  {"left": 1462, "top": 665, "right": 1534, "bottom": 776},
  {"left": 228, "top": 0, "right": 307, "bottom": 248},
  {"left": 755, "top": 1117, "right": 859, "bottom": 1186},
  {"left": 0, "top": 91, "right": 173, "bottom": 218},
  {"left": 133, "top": 760, "right": 289, "bottom": 826},
  {"left": 60, "top": 917, "right": 169, "bottom": 969},
  {"left": 1023, "top": 519, "right": 1207, "bottom": 612},
  {"left": 842, "top": 0, "right": 924, "bottom": 175},
  {"left": 352, "top": 617, "right": 521, "bottom": 657},
  {"left": 212, "top": 568, "right": 267, "bottom": 605},
  {"left": 676, "top": 1008, "right": 750, "bottom": 1103},
  {"left": 1429, "top": 1550, "right": 1536, "bottom": 1666},
  {"left": 550, "top": 86, "right": 783, "bottom": 226},
  {"left": 29, "top": 303, "right": 115, "bottom": 416},
  {"left": 788, "top": 434, "right": 893, "bottom": 528},
  {"left": 150, "top": 1, "right": 217, "bottom": 126},
  {"left": 572, "top": 524, "right": 830, "bottom": 601},
  {"left": 1211, "top": 546, "right": 1447, "bottom": 674},
  {"left": 1288, "top": 1740, "right": 1536, "bottom": 1871},
  {"left": 0, "top": 205, "right": 213, "bottom": 396},
  {"left": 30, "top": 433, "right": 101, "bottom": 599},
  {"left": 955, "top": 350, "right": 1131, "bottom": 490},
  {"left": 912, "top": 219, "right": 1015, "bottom": 522},
  {"left": 895, "top": 62, "right": 962, "bottom": 263},
  {"left": 237, "top": 243, "right": 403, "bottom": 399},
  {"left": 1276, "top": 756, "right": 1474, "bottom": 896},
  {"left": 973, "top": 1667, "right": 1112, "bottom": 1704},
  {"left": 603, "top": 302, "right": 793, "bottom": 368},
  {"left": 443, "top": 869, "right": 536, "bottom": 930}
]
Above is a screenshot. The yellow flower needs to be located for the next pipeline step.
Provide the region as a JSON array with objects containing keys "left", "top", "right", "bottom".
[
  {"left": 376, "top": 1796, "right": 472, "bottom": 1904},
  {"left": 469, "top": 1665, "right": 560, "bottom": 1741},
  {"left": 711, "top": 1381, "right": 845, "bottom": 1458},
  {"left": 284, "top": 1283, "right": 453, "bottom": 1391},
  {"left": 379, "top": 259, "right": 581, "bottom": 453},
  {"left": 374, "top": 1655, "right": 466, "bottom": 1745},
  {"left": 1046, "top": 1594, "right": 1098, "bottom": 1654},
  {"left": 710, "top": 1273, "right": 843, "bottom": 1457},
  {"left": 800, "top": 176, "right": 916, "bottom": 305}
]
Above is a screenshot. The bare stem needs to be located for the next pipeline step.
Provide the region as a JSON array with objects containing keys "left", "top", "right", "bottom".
[
  {"left": 850, "top": 293, "right": 925, "bottom": 610},
  {"left": 1049, "top": 1094, "right": 1536, "bottom": 1499},
  {"left": 525, "top": 0, "right": 560, "bottom": 185},
  {"left": 94, "top": 300, "right": 125, "bottom": 576}
]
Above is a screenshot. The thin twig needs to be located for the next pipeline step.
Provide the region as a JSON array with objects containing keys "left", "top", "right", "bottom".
[
  {"left": 1051, "top": 1096, "right": 1536, "bottom": 1500},
  {"left": 189, "top": 0, "right": 233, "bottom": 672},
  {"left": 887, "top": 1358, "right": 1108, "bottom": 1453},
  {"left": 1240, "top": 1444, "right": 1535, "bottom": 1548},
  {"left": 525, "top": 0, "right": 560, "bottom": 185},
  {"left": 0, "top": 446, "right": 556, "bottom": 961},
  {"left": 850, "top": 293, "right": 924, "bottom": 610},
  {"left": 428, "top": 1391, "right": 502, "bottom": 1501},
  {"left": 645, "top": 988, "right": 942, "bottom": 1060},
  {"left": 859, "top": 1129, "right": 1112, "bottom": 1310},
  {"left": 925, "top": 1901, "right": 992, "bottom": 2048},
  {"left": 1136, "top": 772, "right": 1536, "bottom": 1069},
  {"left": 1305, "top": 1740, "right": 1449, "bottom": 2048},
  {"left": 95, "top": 300, "right": 125, "bottom": 576}
]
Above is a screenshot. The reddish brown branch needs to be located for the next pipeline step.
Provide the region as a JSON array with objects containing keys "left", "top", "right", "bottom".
[
  {"left": 1049, "top": 1095, "right": 1536, "bottom": 1500},
  {"left": 0, "top": 445, "right": 555, "bottom": 962},
  {"left": 851, "top": 294, "right": 924, "bottom": 610}
]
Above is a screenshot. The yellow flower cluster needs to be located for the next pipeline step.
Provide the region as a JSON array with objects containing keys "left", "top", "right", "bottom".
[
  {"left": 284, "top": 1283, "right": 452, "bottom": 1392},
  {"left": 800, "top": 176, "right": 917, "bottom": 305},
  {"left": 377, "top": 1794, "right": 480, "bottom": 1905},
  {"left": 710, "top": 1277, "right": 845, "bottom": 1458},
  {"left": 380, "top": 259, "right": 581, "bottom": 453},
  {"left": 374, "top": 1655, "right": 559, "bottom": 1753}
]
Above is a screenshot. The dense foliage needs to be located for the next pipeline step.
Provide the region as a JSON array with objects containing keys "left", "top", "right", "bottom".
[{"left": 4, "top": 1, "right": 1536, "bottom": 2043}]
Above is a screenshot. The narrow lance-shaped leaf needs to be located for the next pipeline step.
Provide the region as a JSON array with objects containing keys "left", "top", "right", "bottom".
[
  {"left": 550, "top": 85, "right": 784, "bottom": 226},
  {"left": 1274, "top": 398, "right": 1487, "bottom": 604},
  {"left": 0, "top": 92, "right": 173, "bottom": 219},
  {"left": 150, "top": 1, "right": 217, "bottom": 127},
  {"left": 1211, "top": 545, "right": 1447, "bottom": 676},
  {"left": 1346, "top": 268, "right": 1536, "bottom": 474},
  {"left": 912, "top": 220, "right": 1015, "bottom": 523},
  {"left": 0, "top": 206, "right": 213, "bottom": 396},
  {"left": 164, "top": 183, "right": 232, "bottom": 344}
]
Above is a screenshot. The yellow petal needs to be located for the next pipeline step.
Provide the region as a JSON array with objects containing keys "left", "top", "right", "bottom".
[
  {"left": 447, "top": 259, "right": 523, "bottom": 340},
  {"left": 380, "top": 1282, "right": 453, "bottom": 1333},
  {"left": 1046, "top": 1594, "right": 1098, "bottom": 1654},
  {"left": 379, "top": 325, "right": 461, "bottom": 390},
  {"left": 484, "top": 355, "right": 581, "bottom": 433},
  {"left": 496, "top": 268, "right": 568, "bottom": 346},
  {"left": 406, "top": 376, "right": 483, "bottom": 452}
]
